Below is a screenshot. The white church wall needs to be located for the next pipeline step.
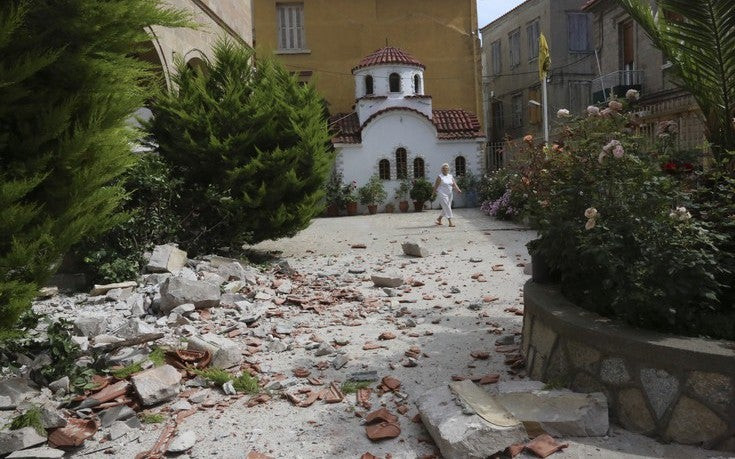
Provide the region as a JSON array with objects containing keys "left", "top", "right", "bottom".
[{"left": 335, "top": 111, "right": 484, "bottom": 213}]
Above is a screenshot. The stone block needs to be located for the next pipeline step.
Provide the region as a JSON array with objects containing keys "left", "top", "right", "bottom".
[
  {"left": 640, "top": 368, "right": 679, "bottom": 420},
  {"left": 0, "top": 378, "right": 39, "bottom": 409},
  {"left": 0, "top": 428, "right": 46, "bottom": 456},
  {"left": 159, "top": 277, "right": 221, "bottom": 313},
  {"left": 370, "top": 273, "right": 404, "bottom": 288},
  {"left": 6, "top": 446, "right": 65, "bottom": 458},
  {"left": 215, "top": 261, "right": 257, "bottom": 284},
  {"left": 521, "top": 316, "right": 533, "bottom": 357},
  {"left": 571, "top": 372, "right": 605, "bottom": 395},
  {"left": 168, "top": 430, "right": 196, "bottom": 453},
  {"left": 566, "top": 340, "right": 600, "bottom": 374},
  {"left": 415, "top": 385, "right": 527, "bottom": 459},
  {"left": 146, "top": 244, "right": 187, "bottom": 273},
  {"left": 600, "top": 357, "right": 630, "bottom": 385},
  {"left": 545, "top": 345, "right": 570, "bottom": 382},
  {"left": 187, "top": 333, "right": 242, "bottom": 369},
  {"left": 495, "top": 389, "right": 609, "bottom": 437},
  {"left": 235, "top": 301, "right": 267, "bottom": 324},
  {"left": 686, "top": 371, "right": 733, "bottom": 413},
  {"left": 617, "top": 388, "right": 656, "bottom": 434},
  {"left": 113, "top": 318, "right": 156, "bottom": 339},
  {"left": 131, "top": 365, "right": 182, "bottom": 406},
  {"left": 665, "top": 396, "right": 727, "bottom": 444},
  {"left": 89, "top": 281, "right": 138, "bottom": 297},
  {"left": 529, "top": 320, "right": 556, "bottom": 359},
  {"left": 402, "top": 242, "right": 429, "bottom": 257},
  {"left": 73, "top": 315, "right": 108, "bottom": 337},
  {"left": 100, "top": 405, "right": 137, "bottom": 427},
  {"left": 39, "top": 405, "right": 67, "bottom": 429}
]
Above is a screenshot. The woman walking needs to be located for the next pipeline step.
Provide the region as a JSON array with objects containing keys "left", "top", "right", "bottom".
[{"left": 433, "top": 163, "right": 461, "bottom": 227}]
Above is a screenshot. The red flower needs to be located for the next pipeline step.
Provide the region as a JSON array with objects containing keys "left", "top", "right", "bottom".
[
  {"left": 662, "top": 162, "right": 678, "bottom": 172},
  {"left": 682, "top": 163, "right": 694, "bottom": 171}
]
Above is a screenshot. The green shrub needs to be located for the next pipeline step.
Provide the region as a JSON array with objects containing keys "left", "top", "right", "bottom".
[
  {"left": 0, "top": 0, "right": 187, "bottom": 333},
  {"left": 77, "top": 153, "right": 182, "bottom": 283},
  {"left": 145, "top": 39, "right": 334, "bottom": 255},
  {"left": 521, "top": 101, "right": 732, "bottom": 339},
  {"left": 9, "top": 407, "right": 44, "bottom": 435},
  {"left": 410, "top": 178, "right": 434, "bottom": 205},
  {"left": 358, "top": 175, "right": 388, "bottom": 206}
]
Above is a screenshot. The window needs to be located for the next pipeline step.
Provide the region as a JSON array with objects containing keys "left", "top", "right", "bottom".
[
  {"left": 414, "top": 75, "right": 421, "bottom": 94},
  {"left": 491, "top": 101, "right": 504, "bottom": 140},
  {"left": 389, "top": 73, "right": 401, "bottom": 92},
  {"left": 455, "top": 156, "right": 466, "bottom": 177},
  {"left": 568, "top": 81, "right": 591, "bottom": 114},
  {"left": 620, "top": 20, "right": 635, "bottom": 70},
  {"left": 511, "top": 94, "right": 523, "bottom": 128},
  {"left": 509, "top": 28, "right": 521, "bottom": 68},
  {"left": 379, "top": 159, "right": 391, "bottom": 180},
  {"left": 413, "top": 157, "right": 425, "bottom": 178},
  {"left": 491, "top": 40, "right": 502, "bottom": 75},
  {"left": 277, "top": 3, "right": 306, "bottom": 51},
  {"left": 527, "top": 20, "right": 540, "bottom": 60},
  {"left": 365, "top": 75, "right": 374, "bottom": 95},
  {"left": 568, "top": 12, "right": 589, "bottom": 52},
  {"left": 395, "top": 148, "right": 407, "bottom": 179},
  {"left": 528, "top": 87, "right": 541, "bottom": 125}
]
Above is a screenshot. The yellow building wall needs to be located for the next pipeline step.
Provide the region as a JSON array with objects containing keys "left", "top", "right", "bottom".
[{"left": 253, "top": 0, "right": 482, "bottom": 121}]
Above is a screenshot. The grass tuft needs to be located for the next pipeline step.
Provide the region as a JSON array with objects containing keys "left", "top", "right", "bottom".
[
  {"left": 9, "top": 407, "right": 44, "bottom": 435},
  {"left": 340, "top": 381, "right": 371, "bottom": 394},
  {"left": 139, "top": 412, "right": 165, "bottom": 424},
  {"left": 148, "top": 347, "right": 165, "bottom": 367},
  {"left": 111, "top": 362, "right": 143, "bottom": 379}
]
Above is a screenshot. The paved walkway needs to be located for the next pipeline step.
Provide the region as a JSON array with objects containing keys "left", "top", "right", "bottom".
[{"left": 114, "top": 209, "right": 723, "bottom": 458}]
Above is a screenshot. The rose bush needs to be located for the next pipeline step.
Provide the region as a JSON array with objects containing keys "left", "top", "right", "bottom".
[{"left": 513, "top": 99, "right": 733, "bottom": 339}]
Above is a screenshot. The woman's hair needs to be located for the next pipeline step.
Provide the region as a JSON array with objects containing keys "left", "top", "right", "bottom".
[{"left": 441, "top": 163, "right": 450, "bottom": 169}]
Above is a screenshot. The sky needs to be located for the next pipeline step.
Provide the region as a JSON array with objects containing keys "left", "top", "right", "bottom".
[{"left": 477, "top": 0, "right": 529, "bottom": 29}]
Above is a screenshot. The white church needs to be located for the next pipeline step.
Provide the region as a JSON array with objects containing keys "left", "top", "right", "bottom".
[{"left": 329, "top": 46, "right": 486, "bottom": 210}]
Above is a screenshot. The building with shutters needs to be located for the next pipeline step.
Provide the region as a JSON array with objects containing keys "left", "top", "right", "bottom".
[
  {"left": 480, "top": 0, "right": 595, "bottom": 166},
  {"left": 583, "top": 0, "right": 707, "bottom": 154},
  {"left": 329, "top": 47, "right": 485, "bottom": 212},
  {"left": 252, "top": 0, "right": 483, "bottom": 125}
]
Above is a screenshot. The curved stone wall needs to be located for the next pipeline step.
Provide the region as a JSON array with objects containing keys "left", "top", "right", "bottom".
[{"left": 522, "top": 280, "right": 735, "bottom": 451}]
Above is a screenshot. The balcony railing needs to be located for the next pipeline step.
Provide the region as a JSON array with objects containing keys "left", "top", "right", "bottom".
[{"left": 592, "top": 70, "right": 645, "bottom": 102}]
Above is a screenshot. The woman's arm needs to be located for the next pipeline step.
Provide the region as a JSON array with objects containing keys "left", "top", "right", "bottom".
[
  {"left": 433, "top": 176, "right": 441, "bottom": 193},
  {"left": 452, "top": 179, "right": 462, "bottom": 194}
]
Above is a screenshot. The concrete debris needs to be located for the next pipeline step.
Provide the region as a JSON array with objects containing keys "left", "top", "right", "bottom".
[
  {"left": 415, "top": 385, "right": 527, "bottom": 459},
  {"left": 402, "top": 242, "right": 429, "bottom": 258},
  {"left": 0, "top": 378, "right": 39, "bottom": 410},
  {"left": 187, "top": 333, "right": 242, "bottom": 369},
  {"left": 370, "top": 274, "right": 404, "bottom": 288},
  {"left": 73, "top": 315, "right": 108, "bottom": 337},
  {"left": 168, "top": 430, "right": 197, "bottom": 453},
  {"left": 0, "top": 428, "right": 47, "bottom": 456},
  {"left": 99, "top": 405, "right": 137, "bottom": 427},
  {"left": 131, "top": 365, "right": 182, "bottom": 406},
  {"left": 159, "top": 276, "right": 221, "bottom": 312},
  {"left": 6, "top": 446, "right": 65, "bottom": 458},
  {"left": 495, "top": 386, "right": 609, "bottom": 437},
  {"left": 89, "top": 281, "right": 138, "bottom": 297},
  {"left": 146, "top": 244, "right": 187, "bottom": 273}
]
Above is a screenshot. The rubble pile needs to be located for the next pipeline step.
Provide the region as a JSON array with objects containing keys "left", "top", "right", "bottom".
[{"left": 0, "top": 240, "right": 605, "bottom": 458}]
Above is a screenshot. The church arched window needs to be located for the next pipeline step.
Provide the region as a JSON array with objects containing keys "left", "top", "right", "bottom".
[
  {"left": 414, "top": 74, "right": 421, "bottom": 94},
  {"left": 379, "top": 159, "right": 390, "bottom": 180},
  {"left": 413, "top": 157, "right": 425, "bottom": 178},
  {"left": 455, "top": 156, "right": 467, "bottom": 176},
  {"left": 396, "top": 148, "right": 408, "bottom": 179},
  {"left": 389, "top": 73, "right": 401, "bottom": 93},
  {"left": 365, "top": 75, "right": 374, "bottom": 96}
]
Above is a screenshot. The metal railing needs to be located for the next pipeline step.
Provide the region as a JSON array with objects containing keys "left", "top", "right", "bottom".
[{"left": 592, "top": 69, "right": 645, "bottom": 97}]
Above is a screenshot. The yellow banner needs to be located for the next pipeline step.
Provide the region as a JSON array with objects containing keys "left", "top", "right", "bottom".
[{"left": 539, "top": 33, "right": 551, "bottom": 80}]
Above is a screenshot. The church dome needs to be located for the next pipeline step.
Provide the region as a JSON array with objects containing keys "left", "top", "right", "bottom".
[{"left": 352, "top": 46, "right": 425, "bottom": 72}]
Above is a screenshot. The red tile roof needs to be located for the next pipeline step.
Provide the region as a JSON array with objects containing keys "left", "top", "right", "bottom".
[
  {"left": 329, "top": 112, "right": 361, "bottom": 144},
  {"left": 352, "top": 47, "right": 425, "bottom": 72},
  {"left": 329, "top": 108, "right": 484, "bottom": 144},
  {"left": 433, "top": 109, "right": 485, "bottom": 140}
]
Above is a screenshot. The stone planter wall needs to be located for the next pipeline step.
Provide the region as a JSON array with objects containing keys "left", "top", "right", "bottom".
[{"left": 522, "top": 280, "right": 735, "bottom": 451}]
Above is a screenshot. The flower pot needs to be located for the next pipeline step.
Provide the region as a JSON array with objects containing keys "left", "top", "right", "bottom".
[
  {"left": 367, "top": 204, "right": 378, "bottom": 214},
  {"left": 346, "top": 202, "right": 358, "bottom": 216},
  {"left": 326, "top": 204, "right": 339, "bottom": 217},
  {"left": 384, "top": 204, "right": 395, "bottom": 213},
  {"left": 531, "top": 252, "right": 559, "bottom": 284},
  {"left": 413, "top": 200, "right": 424, "bottom": 212},
  {"left": 399, "top": 201, "right": 409, "bottom": 213}
]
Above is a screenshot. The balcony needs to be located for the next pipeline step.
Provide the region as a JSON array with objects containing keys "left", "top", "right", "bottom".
[{"left": 592, "top": 70, "right": 644, "bottom": 103}]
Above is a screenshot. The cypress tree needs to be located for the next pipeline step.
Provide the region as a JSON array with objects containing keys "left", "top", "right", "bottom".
[
  {"left": 0, "top": 0, "right": 187, "bottom": 334},
  {"left": 146, "top": 39, "right": 334, "bottom": 254}
]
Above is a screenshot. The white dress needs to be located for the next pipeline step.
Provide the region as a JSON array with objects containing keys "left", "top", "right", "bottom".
[{"left": 437, "top": 173, "right": 454, "bottom": 218}]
